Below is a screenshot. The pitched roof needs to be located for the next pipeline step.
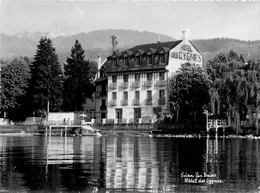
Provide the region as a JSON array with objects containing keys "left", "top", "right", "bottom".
[
  {"left": 104, "top": 40, "right": 182, "bottom": 73},
  {"left": 108, "top": 40, "right": 182, "bottom": 59}
]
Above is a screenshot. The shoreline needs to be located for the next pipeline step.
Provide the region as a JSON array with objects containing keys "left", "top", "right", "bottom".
[{"left": 0, "top": 124, "right": 260, "bottom": 139}]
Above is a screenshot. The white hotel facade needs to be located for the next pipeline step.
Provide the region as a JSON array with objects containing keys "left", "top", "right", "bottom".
[{"left": 93, "top": 35, "right": 203, "bottom": 124}]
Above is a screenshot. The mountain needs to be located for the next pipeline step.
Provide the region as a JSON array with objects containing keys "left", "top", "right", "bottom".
[
  {"left": 47, "top": 20, "right": 83, "bottom": 38},
  {"left": 192, "top": 38, "right": 260, "bottom": 62},
  {"left": 1, "top": 33, "right": 37, "bottom": 60},
  {"left": 1, "top": 29, "right": 174, "bottom": 62},
  {"left": 1, "top": 29, "right": 260, "bottom": 64}
]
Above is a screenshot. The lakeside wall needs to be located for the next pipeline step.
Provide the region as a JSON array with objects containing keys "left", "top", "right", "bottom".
[{"left": 0, "top": 125, "right": 41, "bottom": 134}]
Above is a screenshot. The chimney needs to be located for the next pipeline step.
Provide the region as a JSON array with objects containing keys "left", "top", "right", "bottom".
[
  {"left": 97, "top": 55, "right": 102, "bottom": 79},
  {"left": 157, "top": 34, "right": 161, "bottom": 43},
  {"left": 182, "top": 31, "right": 186, "bottom": 40}
]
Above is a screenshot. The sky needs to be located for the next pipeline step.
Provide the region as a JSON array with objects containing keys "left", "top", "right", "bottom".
[{"left": 0, "top": 0, "right": 260, "bottom": 41}]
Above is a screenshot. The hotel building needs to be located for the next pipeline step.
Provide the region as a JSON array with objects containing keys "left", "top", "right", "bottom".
[{"left": 93, "top": 34, "right": 203, "bottom": 124}]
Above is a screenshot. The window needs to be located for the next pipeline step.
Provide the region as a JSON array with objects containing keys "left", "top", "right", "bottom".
[
  {"left": 101, "top": 84, "right": 106, "bottom": 92},
  {"left": 159, "top": 72, "right": 165, "bottom": 80},
  {"left": 134, "top": 108, "right": 141, "bottom": 119},
  {"left": 116, "top": 109, "right": 122, "bottom": 119},
  {"left": 112, "top": 92, "right": 117, "bottom": 100},
  {"left": 147, "top": 90, "right": 152, "bottom": 100},
  {"left": 101, "top": 113, "right": 106, "bottom": 119},
  {"left": 112, "top": 75, "right": 117, "bottom": 83},
  {"left": 101, "top": 99, "right": 106, "bottom": 106},
  {"left": 147, "top": 73, "right": 153, "bottom": 81},
  {"left": 136, "top": 56, "right": 141, "bottom": 66},
  {"left": 135, "top": 74, "right": 140, "bottom": 81},
  {"left": 123, "top": 92, "right": 128, "bottom": 100},
  {"left": 124, "top": 57, "right": 129, "bottom": 67},
  {"left": 159, "top": 90, "right": 165, "bottom": 99},
  {"left": 113, "top": 58, "right": 118, "bottom": 68},
  {"left": 147, "top": 55, "right": 152, "bottom": 64},
  {"left": 135, "top": 91, "right": 140, "bottom": 100},
  {"left": 160, "top": 54, "right": 166, "bottom": 63},
  {"left": 123, "top": 74, "right": 128, "bottom": 82}
]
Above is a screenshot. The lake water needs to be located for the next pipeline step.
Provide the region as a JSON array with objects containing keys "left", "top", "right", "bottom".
[{"left": 0, "top": 135, "right": 259, "bottom": 193}]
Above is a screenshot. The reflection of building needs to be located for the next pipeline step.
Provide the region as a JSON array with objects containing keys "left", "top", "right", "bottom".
[
  {"left": 104, "top": 136, "right": 172, "bottom": 191},
  {"left": 92, "top": 32, "right": 203, "bottom": 124}
]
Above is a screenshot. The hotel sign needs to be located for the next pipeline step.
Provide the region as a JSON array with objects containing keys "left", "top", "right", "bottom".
[{"left": 170, "top": 44, "right": 202, "bottom": 63}]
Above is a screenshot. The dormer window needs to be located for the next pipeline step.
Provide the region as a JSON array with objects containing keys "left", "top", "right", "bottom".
[
  {"left": 124, "top": 57, "right": 129, "bottom": 67},
  {"left": 160, "top": 54, "right": 166, "bottom": 64},
  {"left": 113, "top": 58, "right": 118, "bottom": 68},
  {"left": 147, "top": 55, "right": 152, "bottom": 65},
  {"left": 136, "top": 56, "right": 141, "bottom": 66}
]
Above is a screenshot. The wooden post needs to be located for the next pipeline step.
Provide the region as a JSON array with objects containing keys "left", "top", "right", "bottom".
[
  {"left": 49, "top": 126, "right": 52, "bottom": 137},
  {"left": 45, "top": 126, "right": 48, "bottom": 137}
]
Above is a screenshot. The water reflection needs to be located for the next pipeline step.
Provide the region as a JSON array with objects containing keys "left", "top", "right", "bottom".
[{"left": 0, "top": 135, "right": 259, "bottom": 193}]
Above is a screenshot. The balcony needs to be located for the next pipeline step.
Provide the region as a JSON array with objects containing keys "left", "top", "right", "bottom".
[
  {"left": 156, "top": 80, "right": 166, "bottom": 87},
  {"left": 143, "top": 81, "right": 153, "bottom": 87},
  {"left": 129, "top": 118, "right": 140, "bottom": 123},
  {"left": 110, "top": 100, "right": 117, "bottom": 106},
  {"left": 115, "top": 119, "right": 127, "bottom": 124},
  {"left": 132, "top": 99, "right": 140, "bottom": 106},
  {"left": 142, "top": 116, "right": 152, "bottom": 123},
  {"left": 131, "top": 82, "right": 140, "bottom": 88},
  {"left": 158, "top": 98, "right": 166, "bottom": 105},
  {"left": 109, "top": 83, "right": 117, "bottom": 90},
  {"left": 146, "top": 99, "right": 153, "bottom": 105},
  {"left": 120, "top": 82, "right": 129, "bottom": 89},
  {"left": 121, "top": 99, "right": 128, "bottom": 106},
  {"left": 100, "top": 105, "right": 107, "bottom": 110}
]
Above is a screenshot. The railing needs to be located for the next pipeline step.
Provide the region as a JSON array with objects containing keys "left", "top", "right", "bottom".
[
  {"left": 107, "top": 119, "right": 114, "bottom": 124},
  {"left": 158, "top": 98, "right": 166, "bottom": 105},
  {"left": 156, "top": 80, "right": 166, "bottom": 87},
  {"left": 146, "top": 99, "right": 153, "bottom": 105},
  {"left": 120, "top": 82, "right": 129, "bottom": 89},
  {"left": 121, "top": 99, "right": 128, "bottom": 106},
  {"left": 143, "top": 81, "right": 153, "bottom": 87},
  {"left": 116, "top": 119, "right": 127, "bottom": 124},
  {"left": 129, "top": 118, "right": 140, "bottom": 123},
  {"left": 142, "top": 116, "right": 152, "bottom": 123},
  {"left": 131, "top": 82, "right": 140, "bottom": 88},
  {"left": 132, "top": 99, "right": 140, "bottom": 106},
  {"left": 110, "top": 100, "right": 117, "bottom": 106},
  {"left": 207, "top": 119, "right": 228, "bottom": 131},
  {"left": 46, "top": 120, "right": 82, "bottom": 126},
  {"left": 109, "top": 83, "right": 117, "bottom": 90}
]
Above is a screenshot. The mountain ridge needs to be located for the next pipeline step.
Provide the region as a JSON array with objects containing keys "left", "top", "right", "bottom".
[{"left": 1, "top": 29, "right": 259, "bottom": 64}]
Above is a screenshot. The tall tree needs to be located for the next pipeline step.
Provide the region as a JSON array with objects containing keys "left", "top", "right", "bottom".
[
  {"left": 0, "top": 57, "right": 30, "bottom": 121},
  {"left": 63, "top": 40, "right": 95, "bottom": 111},
  {"left": 206, "top": 51, "right": 260, "bottom": 134},
  {"left": 27, "top": 37, "right": 63, "bottom": 117},
  {"left": 169, "top": 63, "right": 211, "bottom": 124}
]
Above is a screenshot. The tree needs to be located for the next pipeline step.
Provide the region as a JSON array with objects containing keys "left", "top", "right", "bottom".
[
  {"left": 27, "top": 37, "right": 63, "bottom": 117},
  {"left": 169, "top": 63, "right": 211, "bottom": 124},
  {"left": 206, "top": 51, "right": 260, "bottom": 134},
  {"left": 0, "top": 57, "right": 30, "bottom": 121},
  {"left": 63, "top": 40, "right": 95, "bottom": 111}
]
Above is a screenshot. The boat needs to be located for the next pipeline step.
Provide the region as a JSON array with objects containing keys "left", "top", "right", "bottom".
[{"left": 80, "top": 124, "right": 102, "bottom": 136}]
